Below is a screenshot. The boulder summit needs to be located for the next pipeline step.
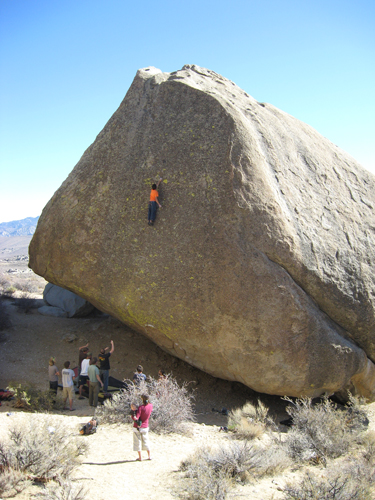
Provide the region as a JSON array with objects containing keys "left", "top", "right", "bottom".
[{"left": 29, "top": 65, "right": 375, "bottom": 399}]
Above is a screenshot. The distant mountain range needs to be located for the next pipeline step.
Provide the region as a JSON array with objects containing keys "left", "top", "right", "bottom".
[{"left": 0, "top": 216, "right": 40, "bottom": 237}]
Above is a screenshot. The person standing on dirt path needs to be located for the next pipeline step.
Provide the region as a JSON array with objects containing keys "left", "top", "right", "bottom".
[
  {"left": 98, "top": 340, "right": 114, "bottom": 393},
  {"left": 78, "top": 343, "right": 89, "bottom": 376},
  {"left": 48, "top": 357, "right": 60, "bottom": 396},
  {"left": 78, "top": 352, "right": 91, "bottom": 399},
  {"left": 88, "top": 357, "right": 103, "bottom": 407},
  {"left": 131, "top": 394, "right": 153, "bottom": 461},
  {"left": 148, "top": 178, "right": 162, "bottom": 226},
  {"left": 62, "top": 361, "right": 76, "bottom": 411}
]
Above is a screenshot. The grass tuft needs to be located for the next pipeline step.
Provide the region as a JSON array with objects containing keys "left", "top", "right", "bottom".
[{"left": 228, "top": 399, "right": 275, "bottom": 439}]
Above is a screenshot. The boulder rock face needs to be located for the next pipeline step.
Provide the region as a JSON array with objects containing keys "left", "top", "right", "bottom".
[
  {"left": 29, "top": 65, "right": 375, "bottom": 399},
  {"left": 43, "top": 283, "right": 94, "bottom": 317}
]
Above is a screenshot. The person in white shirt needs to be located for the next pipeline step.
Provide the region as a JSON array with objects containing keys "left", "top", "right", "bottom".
[
  {"left": 62, "top": 360, "right": 76, "bottom": 411},
  {"left": 78, "top": 353, "right": 91, "bottom": 399}
]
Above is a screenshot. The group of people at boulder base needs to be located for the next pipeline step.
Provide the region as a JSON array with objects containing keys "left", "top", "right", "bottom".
[
  {"left": 48, "top": 340, "right": 115, "bottom": 411},
  {"left": 48, "top": 344, "right": 167, "bottom": 461}
]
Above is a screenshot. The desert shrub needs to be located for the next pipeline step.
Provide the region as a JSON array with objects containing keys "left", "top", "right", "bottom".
[
  {"left": 283, "top": 457, "right": 375, "bottom": 500},
  {"left": 37, "top": 479, "right": 88, "bottom": 500},
  {"left": 3, "top": 285, "right": 16, "bottom": 297},
  {"left": 228, "top": 399, "right": 275, "bottom": 439},
  {"left": 282, "top": 396, "right": 369, "bottom": 463},
  {"left": 0, "top": 297, "right": 12, "bottom": 331},
  {"left": 96, "top": 374, "right": 195, "bottom": 433},
  {"left": 8, "top": 382, "right": 55, "bottom": 412},
  {"left": 13, "top": 280, "right": 25, "bottom": 291},
  {"left": 0, "top": 467, "right": 31, "bottom": 497},
  {"left": 0, "top": 416, "right": 87, "bottom": 486},
  {"left": 182, "top": 465, "right": 230, "bottom": 500},
  {"left": 360, "top": 430, "right": 375, "bottom": 465},
  {"left": 149, "top": 375, "right": 195, "bottom": 433},
  {"left": 180, "top": 440, "right": 290, "bottom": 500},
  {"left": 95, "top": 378, "right": 148, "bottom": 425},
  {"left": 180, "top": 442, "right": 250, "bottom": 500},
  {"left": 0, "top": 274, "right": 10, "bottom": 290},
  {"left": 13, "top": 280, "right": 38, "bottom": 294}
]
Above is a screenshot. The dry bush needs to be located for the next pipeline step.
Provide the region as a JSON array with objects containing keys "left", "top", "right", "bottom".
[
  {"left": 0, "top": 274, "right": 10, "bottom": 290},
  {"left": 96, "top": 374, "right": 195, "bottom": 433},
  {"left": 228, "top": 399, "right": 275, "bottom": 439},
  {"left": 3, "top": 285, "right": 16, "bottom": 297},
  {"left": 7, "top": 382, "right": 56, "bottom": 412},
  {"left": 283, "top": 457, "right": 375, "bottom": 499},
  {"left": 282, "top": 396, "right": 369, "bottom": 463},
  {"left": 149, "top": 375, "right": 195, "bottom": 433},
  {"left": 0, "top": 467, "right": 31, "bottom": 497},
  {"left": 360, "top": 430, "right": 375, "bottom": 465},
  {"left": 0, "top": 416, "right": 87, "bottom": 488},
  {"left": 14, "top": 280, "right": 38, "bottom": 294},
  {"left": 37, "top": 479, "right": 88, "bottom": 500},
  {"left": 95, "top": 378, "right": 149, "bottom": 425},
  {"left": 182, "top": 465, "right": 230, "bottom": 500},
  {"left": 180, "top": 442, "right": 249, "bottom": 500},
  {"left": 180, "top": 440, "right": 290, "bottom": 500}
]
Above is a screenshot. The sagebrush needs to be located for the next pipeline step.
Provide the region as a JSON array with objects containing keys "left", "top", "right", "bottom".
[
  {"left": 37, "top": 479, "right": 88, "bottom": 500},
  {"left": 283, "top": 456, "right": 375, "bottom": 499},
  {"left": 282, "top": 395, "right": 369, "bottom": 463},
  {"left": 0, "top": 416, "right": 87, "bottom": 496},
  {"left": 180, "top": 440, "right": 290, "bottom": 499},
  {"left": 96, "top": 374, "right": 195, "bottom": 433},
  {"left": 13, "top": 279, "right": 39, "bottom": 294}
]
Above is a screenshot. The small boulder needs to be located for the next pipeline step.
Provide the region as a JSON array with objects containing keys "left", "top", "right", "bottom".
[
  {"left": 38, "top": 305, "right": 68, "bottom": 318},
  {"left": 43, "top": 283, "right": 94, "bottom": 318}
]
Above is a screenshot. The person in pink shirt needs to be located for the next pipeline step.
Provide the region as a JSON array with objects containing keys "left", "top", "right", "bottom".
[{"left": 131, "top": 394, "right": 153, "bottom": 461}]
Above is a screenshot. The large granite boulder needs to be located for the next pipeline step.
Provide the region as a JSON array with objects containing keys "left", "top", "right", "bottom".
[{"left": 29, "top": 65, "right": 375, "bottom": 399}]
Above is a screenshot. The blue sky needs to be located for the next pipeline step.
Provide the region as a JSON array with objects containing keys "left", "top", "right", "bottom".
[{"left": 0, "top": 0, "right": 374, "bottom": 222}]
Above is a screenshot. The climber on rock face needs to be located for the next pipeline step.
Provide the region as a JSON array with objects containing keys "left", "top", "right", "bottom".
[{"left": 148, "top": 178, "right": 162, "bottom": 226}]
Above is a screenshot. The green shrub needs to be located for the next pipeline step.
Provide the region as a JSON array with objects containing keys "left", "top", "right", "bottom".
[
  {"left": 3, "top": 285, "right": 16, "bottom": 296},
  {"left": 8, "top": 382, "right": 55, "bottom": 412}
]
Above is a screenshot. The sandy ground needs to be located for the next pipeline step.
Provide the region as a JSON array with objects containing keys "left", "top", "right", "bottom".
[
  {"left": 2, "top": 240, "right": 375, "bottom": 499},
  {"left": 0, "top": 411, "right": 295, "bottom": 500},
  {"left": 0, "top": 300, "right": 293, "bottom": 500}
]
